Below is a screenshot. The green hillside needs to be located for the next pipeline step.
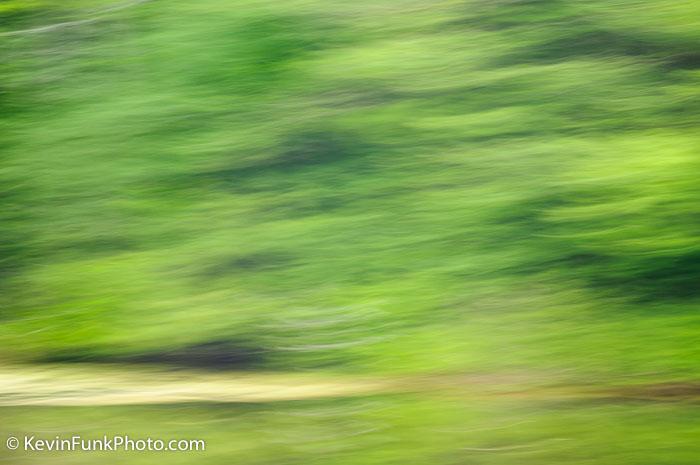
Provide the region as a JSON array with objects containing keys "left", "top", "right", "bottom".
[{"left": 1, "top": 0, "right": 699, "bottom": 378}]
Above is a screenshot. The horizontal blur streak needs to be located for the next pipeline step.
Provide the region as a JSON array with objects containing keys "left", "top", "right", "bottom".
[{"left": 1, "top": 0, "right": 699, "bottom": 464}]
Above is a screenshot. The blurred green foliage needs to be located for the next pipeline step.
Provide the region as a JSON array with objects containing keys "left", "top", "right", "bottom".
[
  {"left": 3, "top": 395, "right": 700, "bottom": 465},
  {"left": 1, "top": 0, "right": 698, "bottom": 375}
]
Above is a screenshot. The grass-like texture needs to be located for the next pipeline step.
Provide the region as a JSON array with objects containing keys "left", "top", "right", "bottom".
[{"left": 1, "top": 0, "right": 699, "bottom": 380}]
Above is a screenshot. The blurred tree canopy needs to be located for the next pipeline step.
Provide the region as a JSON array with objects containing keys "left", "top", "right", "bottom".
[{"left": 1, "top": 0, "right": 698, "bottom": 373}]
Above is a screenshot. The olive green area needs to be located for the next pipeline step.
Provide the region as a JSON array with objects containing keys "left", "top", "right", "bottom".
[{"left": 2, "top": 394, "right": 699, "bottom": 465}]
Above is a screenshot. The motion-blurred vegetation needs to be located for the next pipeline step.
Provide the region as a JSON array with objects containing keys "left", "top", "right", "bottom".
[{"left": 1, "top": 0, "right": 699, "bottom": 377}]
